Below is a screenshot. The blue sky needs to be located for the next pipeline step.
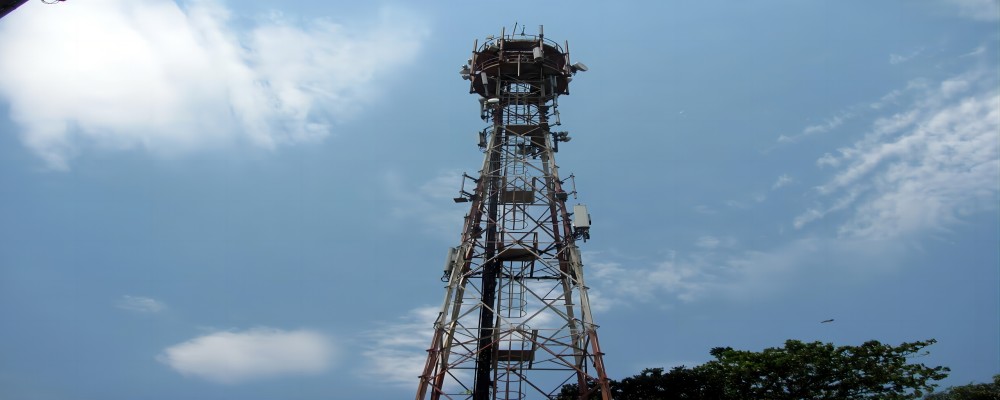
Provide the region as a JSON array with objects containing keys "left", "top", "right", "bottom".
[{"left": 0, "top": 0, "right": 997, "bottom": 398}]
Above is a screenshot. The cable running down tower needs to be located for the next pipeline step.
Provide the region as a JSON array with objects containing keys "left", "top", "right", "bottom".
[{"left": 416, "top": 25, "right": 612, "bottom": 400}]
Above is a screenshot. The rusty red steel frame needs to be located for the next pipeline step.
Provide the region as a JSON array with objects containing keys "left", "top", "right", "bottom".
[{"left": 415, "top": 26, "right": 612, "bottom": 400}]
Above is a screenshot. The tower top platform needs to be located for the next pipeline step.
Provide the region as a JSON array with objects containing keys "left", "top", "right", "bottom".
[{"left": 462, "top": 26, "right": 585, "bottom": 98}]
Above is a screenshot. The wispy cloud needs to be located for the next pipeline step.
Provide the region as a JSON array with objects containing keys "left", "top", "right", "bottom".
[
  {"left": 889, "top": 48, "right": 924, "bottom": 65},
  {"left": 771, "top": 174, "right": 793, "bottom": 190},
  {"left": 816, "top": 153, "right": 840, "bottom": 168},
  {"left": 586, "top": 235, "right": 911, "bottom": 308},
  {"left": 944, "top": 0, "right": 1000, "bottom": 21},
  {"left": 779, "top": 78, "right": 935, "bottom": 144},
  {"left": 695, "top": 236, "right": 721, "bottom": 249},
  {"left": 693, "top": 204, "right": 718, "bottom": 215},
  {"left": 359, "top": 306, "right": 438, "bottom": 388},
  {"left": 725, "top": 193, "right": 766, "bottom": 209},
  {"left": 116, "top": 295, "right": 166, "bottom": 313},
  {"left": 802, "top": 115, "right": 848, "bottom": 136},
  {"left": 792, "top": 188, "right": 861, "bottom": 229},
  {"left": 870, "top": 79, "right": 933, "bottom": 110},
  {"left": 158, "top": 328, "right": 334, "bottom": 384},
  {"left": 778, "top": 112, "right": 853, "bottom": 143},
  {"left": 961, "top": 45, "right": 987, "bottom": 57},
  {"left": 587, "top": 251, "right": 718, "bottom": 304},
  {"left": 384, "top": 170, "right": 467, "bottom": 241},
  {"left": 800, "top": 68, "right": 999, "bottom": 238},
  {"left": 0, "top": 1, "right": 428, "bottom": 170},
  {"left": 595, "top": 67, "right": 998, "bottom": 308}
]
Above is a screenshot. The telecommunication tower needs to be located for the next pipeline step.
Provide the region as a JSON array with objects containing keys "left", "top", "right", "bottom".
[{"left": 416, "top": 26, "right": 612, "bottom": 400}]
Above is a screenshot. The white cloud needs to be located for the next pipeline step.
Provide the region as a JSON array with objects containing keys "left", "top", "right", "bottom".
[
  {"left": 695, "top": 235, "right": 721, "bottom": 249},
  {"left": 778, "top": 113, "right": 852, "bottom": 143},
  {"left": 782, "top": 79, "right": 935, "bottom": 145},
  {"left": 116, "top": 295, "right": 166, "bottom": 313},
  {"left": 385, "top": 170, "right": 467, "bottom": 240},
  {"left": 361, "top": 289, "right": 576, "bottom": 388},
  {"left": 801, "top": 69, "right": 999, "bottom": 238},
  {"left": 360, "top": 306, "right": 438, "bottom": 388},
  {"left": 0, "top": 0, "right": 428, "bottom": 170},
  {"left": 771, "top": 174, "right": 793, "bottom": 190},
  {"left": 961, "top": 45, "right": 987, "bottom": 57},
  {"left": 719, "top": 237, "right": 908, "bottom": 299},
  {"left": 872, "top": 79, "right": 935, "bottom": 111},
  {"left": 889, "top": 48, "right": 923, "bottom": 65},
  {"left": 586, "top": 235, "right": 911, "bottom": 308},
  {"left": 816, "top": 152, "right": 840, "bottom": 168},
  {"left": 944, "top": 0, "right": 1000, "bottom": 21},
  {"left": 597, "top": 68, "right": 999, "bottom": 308},
  {"left": 792, "top": 209, "right": 823, "bottom": 230},
  {"left": 940, "top": 77, "right": 972, "bottom": 98},
  {"left": 802, "top": 114, "right": 847, "bottom": 136},
  {"left": 870, "top": 89, "right": 903, "bottom": 110},
  {"left": 586, "top": 251, "right": 717, "bottom": 304},
  {"left": 693, "top": 204, "right": 717, "bottom": 215},
  {"left": 158, "top": 328, "right": 334, "bottom": 384},
  {"left": 793, "top": 188, "right": 862, "bottom": 229}
]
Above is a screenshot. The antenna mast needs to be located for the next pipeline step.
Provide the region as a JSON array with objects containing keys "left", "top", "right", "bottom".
[{"left": 416, "top": 26, "right": 611, "bottom": 400}]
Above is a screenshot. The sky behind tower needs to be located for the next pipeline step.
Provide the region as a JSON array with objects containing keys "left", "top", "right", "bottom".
[{"left": 0, "top": 1, "right": 997, "bottom": 399}]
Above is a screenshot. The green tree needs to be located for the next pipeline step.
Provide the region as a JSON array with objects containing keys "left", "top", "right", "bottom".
[
  {"left": 924, "top": 375, "right": 1000, "bottom": 400},
  {"left": 558, "top": 339, "right": 949, "bottom": 400},
  {"left": 702, "top": 339, "right": 949, "bottom": 399}
]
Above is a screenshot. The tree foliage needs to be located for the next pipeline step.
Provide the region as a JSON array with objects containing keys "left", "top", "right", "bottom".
[
  {"left": 924, "top": 375, "right": 1000, "bottom": 400},
  {"left": 558, "top": 339, "right": 949, "bottom": 400}
]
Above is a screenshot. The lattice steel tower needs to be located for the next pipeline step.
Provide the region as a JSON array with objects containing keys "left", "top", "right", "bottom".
[{"left": 416, "top": 26, "right": 612, "bottom": 400}]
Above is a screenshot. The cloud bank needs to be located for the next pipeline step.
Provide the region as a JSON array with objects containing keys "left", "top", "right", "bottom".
[
  {"left": 0, "top": 0, "right": 428, "bottom": 169},
  {"left": 158, "top": 328, "right": 334, "bottom": 384}
]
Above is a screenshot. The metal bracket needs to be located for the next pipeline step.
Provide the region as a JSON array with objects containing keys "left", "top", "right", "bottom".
[{"left": 453, "top": 173, "right": 481, "bottom": 203}]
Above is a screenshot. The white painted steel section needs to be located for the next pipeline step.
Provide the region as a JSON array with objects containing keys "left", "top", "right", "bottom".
[{"left": 572, "top": 204, "right": 590, "bottom": 229}]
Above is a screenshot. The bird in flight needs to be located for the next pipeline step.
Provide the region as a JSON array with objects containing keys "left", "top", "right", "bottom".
[{"left": 821, "top": 319, "right": 835, "bottom": 323}]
